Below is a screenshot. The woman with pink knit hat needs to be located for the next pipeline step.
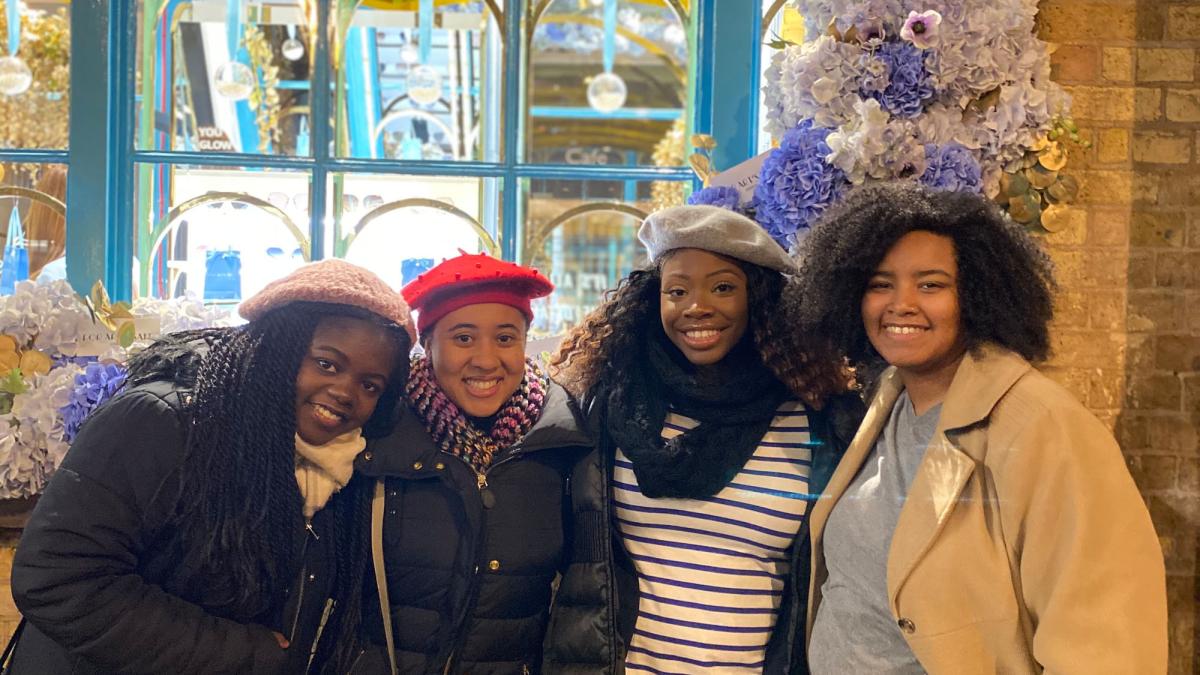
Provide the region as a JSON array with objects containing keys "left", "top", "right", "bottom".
[
  {"left": 354, "top": 252, "right": 592, "bottom": 675},
  {"left": 9, "top": 260, "right": 415, "bottom": 675}
]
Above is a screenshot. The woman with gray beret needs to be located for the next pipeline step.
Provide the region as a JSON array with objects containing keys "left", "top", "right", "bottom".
[{"left": 543, "top": 205, "right": 862, "bottom": 674}]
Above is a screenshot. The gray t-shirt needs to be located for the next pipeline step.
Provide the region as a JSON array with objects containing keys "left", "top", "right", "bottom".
[{"left": 809, "top": 391, "right": 942, "bottom": 675}]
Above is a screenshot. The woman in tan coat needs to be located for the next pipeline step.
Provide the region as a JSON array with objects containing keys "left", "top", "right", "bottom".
[{"left": 794, "top": 182, "right": 1167, "bottom": 674}]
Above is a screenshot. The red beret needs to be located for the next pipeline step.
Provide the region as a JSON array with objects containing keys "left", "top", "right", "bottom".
[{"left": 401, "top": 252, "right": 554, "bottom": 335}]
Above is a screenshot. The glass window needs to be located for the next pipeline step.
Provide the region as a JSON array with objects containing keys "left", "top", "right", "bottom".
[
  {"left": 0, "top": 162, "right": 67, "bottom": 288},
  {"left": 528, "top": 0, "right": 689, "bottom": 167},
  {"left": 524, "top": 177, "right": 679, "bottom": 336},
  {"left": 0, "top": 1, "right": 70, "bottom": 151},
  {"left": 132, "top": 164, "right": 311, "bottom": 305},
  {"left": 335, "top": 0, "right": 505, "bottom": 161},
  {"left": 136, "top": 0, "right": 315, "bottom": 156}
]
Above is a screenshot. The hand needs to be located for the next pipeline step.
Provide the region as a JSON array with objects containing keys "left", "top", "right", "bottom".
[{"left": 272, "top": 632, "right": 290, "bottom": 649}]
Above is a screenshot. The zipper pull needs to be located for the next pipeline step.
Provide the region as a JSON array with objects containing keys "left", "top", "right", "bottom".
[
  {"left": 476, "top": 472, "right": 488, "bottom": 490},
  {"left": 305, "top": 519, "right": 319, "bottom": 540}
]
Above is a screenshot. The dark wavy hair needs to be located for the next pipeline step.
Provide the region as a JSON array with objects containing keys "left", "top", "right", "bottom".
[
  {"left": 794, "top": 182, "right": 1056, "bottom": 375},
  {"left": 550, "top": 255, "right": 849, "bottom": 409},
  {"left": 125, "top": 301, "right": 411, "bottom": 670}
]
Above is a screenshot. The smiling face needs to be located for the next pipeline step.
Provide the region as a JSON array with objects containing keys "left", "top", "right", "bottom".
[
  {"left": 861, "top": 230, "right": 967, "bottom": 382},
  {"left": 426, "top": 303, "right": 527, "bottom": 417},
  {"left": 294, "top": 316, "right": 400, "bottom": 446},
  {"left": 659, "top": 248, "right": 750, "bottom": 367}
]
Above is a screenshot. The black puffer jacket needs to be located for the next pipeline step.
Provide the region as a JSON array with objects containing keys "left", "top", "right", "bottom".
[
  {"left": 542, "top": 392, "right": 864, "bottom": 675},
  {"left": 357, "top": 382, "right": 591, "bottom": 675},
  {"left": 8, "top": 380, "right": 347, "bottom": 675}
]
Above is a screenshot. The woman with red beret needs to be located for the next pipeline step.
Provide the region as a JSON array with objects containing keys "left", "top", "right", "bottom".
[{"left": 355, "top": 252, "right": 592, "bottom": 675}]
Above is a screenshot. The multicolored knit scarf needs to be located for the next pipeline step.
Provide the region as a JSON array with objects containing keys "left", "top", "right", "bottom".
[{"left": 405, "top": 354, "right": 549, "bottom": 474}]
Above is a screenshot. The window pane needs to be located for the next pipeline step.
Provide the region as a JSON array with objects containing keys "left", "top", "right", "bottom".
[
  {"left": 524, "top": 177, "right": 682, "bottom": 336},
  {"left": 334, "top": 1, "right": 504, "bottom": 161},
  {"left": 758, "top": 2, "right": 803, "bottom": 152},
  {"left": 335, "top": 172, "right": 494, "bottom": 289},
  {"left": 0, "top": 1, "right": 70, "bottom": 150},
  {"left": 528, "top": 0, "right": 689, "bottom": 167},
  {"left": 135, "top": 1, "right": 315, "bottom": 156},
  {"left": 0, "top": 163, "right": 67, "bottom": 287},
  {"left": 133, "top": 163, "right": 311, "bottom": 307}
]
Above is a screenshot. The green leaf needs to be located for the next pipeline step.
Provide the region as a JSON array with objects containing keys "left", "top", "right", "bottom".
[
  {"left": 117, "top": 321, "right": 137, "bottom": 349},
  {"left": 0, "top": 369, "right": 28, "bottom": 397}
]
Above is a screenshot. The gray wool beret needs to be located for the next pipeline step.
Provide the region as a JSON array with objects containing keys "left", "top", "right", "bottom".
[{"left": 638, "top": 205, "right": 797, "bottom": 274}]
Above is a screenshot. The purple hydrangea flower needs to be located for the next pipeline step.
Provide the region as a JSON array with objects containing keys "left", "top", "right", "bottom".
[
  {"left": 900, "top": 10, "right": 942, "bottom": 50},
  {"left": 59, "top": 362, "right": 128, "bottom": 443},
  {"left": 686, "top": 185, "right": 743, "bottom": 211},
  {"left": 753, "top": 120, "right": 848, "bottom": 245},
  {"left": 920, "top": 143, "right": 983, "bottom": 193},
  {"left": 861, "top": 42, "right": 936, "bottom": 119}
]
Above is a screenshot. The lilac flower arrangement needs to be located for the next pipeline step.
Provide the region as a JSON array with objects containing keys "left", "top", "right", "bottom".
[
  {"left": 753, "top": 120, "right": 848, "bottom": 246},
  {"left": 60, "top": 362, "right": 128, "bottom": 443},
  {"left": 686, "top": 186, "right": 745, "bottom": 212},
  {"left": 921, "top": 142, "right": 983, "bottom": 193},
  {"left": 0, "top": 279, "right": 228, "bottom": 499},
  {"left": 763, "top": 1, "right": 1070, "bottom": 199}
]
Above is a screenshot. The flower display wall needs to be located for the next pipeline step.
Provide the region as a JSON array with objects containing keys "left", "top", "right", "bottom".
[
  {"left": 738, "top": 0, "right": 1079, "bottom": 247},
  {"left": 0, "top": 280, "right": 228, "bottom": 499}
]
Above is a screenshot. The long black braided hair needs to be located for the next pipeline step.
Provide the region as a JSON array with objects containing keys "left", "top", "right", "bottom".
[{"left": 126, "top": 301, "right": 411, "bottom": 670}]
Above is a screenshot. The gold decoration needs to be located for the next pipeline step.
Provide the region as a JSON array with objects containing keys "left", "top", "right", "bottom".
[
  {"left": 688, "top": 133, "right": 718, "bottom": 186},
  {"left": 0, "top": 7, "right": 70, "bottom": 180},
  {"left": 243, "top": 25, "right": 283, "bottom": 153},
  {"left": 650, "top": 117, "right": 687, "bottom": 212},
  {"left": 995, "top": 116, "right": 1088, "bottom": 232},
  {"left": 0, "top": 333, "right": 51, "bottom": 379},
  {"left": 84, "top": 280, "right": 137, "bottom": 348}
]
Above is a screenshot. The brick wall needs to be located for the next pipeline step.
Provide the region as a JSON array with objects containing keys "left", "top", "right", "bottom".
[{"left": 1042, "top": 1, "right": 1200, "bottom": 672}]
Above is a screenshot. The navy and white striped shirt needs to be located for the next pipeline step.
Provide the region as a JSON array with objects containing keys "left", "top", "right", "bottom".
[{"left": 614, "top": 401, "right": 815, "bottom": 674}]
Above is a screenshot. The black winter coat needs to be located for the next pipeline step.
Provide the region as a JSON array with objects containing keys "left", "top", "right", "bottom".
[
  {"left": 355, "top": 382, "right": 591, "bottom": 675},
  {"left": 8, "top": 380, "right": 347, "bottom": 675},
  {"left": 541, "top": 392, "right": 864, "bottom": 675}
]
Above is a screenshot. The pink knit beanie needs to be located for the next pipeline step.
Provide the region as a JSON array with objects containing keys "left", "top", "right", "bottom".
[{"left": 239, "top": 259, "right": 416, "bottom": 344}]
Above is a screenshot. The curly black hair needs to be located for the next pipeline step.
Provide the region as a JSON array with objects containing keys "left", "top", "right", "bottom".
[
  {"left": 126, "top": 301, "right": 411, "bottom": 671},
  {"left": 551, "top": 256, "right": 849, "bottom": 409},
  {"left": 794, "top": 182, "right": 1056, "bottom": 374}
]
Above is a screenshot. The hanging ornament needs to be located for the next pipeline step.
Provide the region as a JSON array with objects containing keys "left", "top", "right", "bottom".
[
  {"left": 407, "top": 64, "right": 442, "bottom": 106},
  {"left": 281, "top": 23, "right": 305, "bottom": 61},
  {"left": 664, "top": 24, "right": 686, "bottom": 46},
  {"left": 587, "top": 71, "right": 627, "bottom": 113},
  {"left": 0, "top": 55, "right": 31, "bottom": 96},
  {"left": 281, "top": 37, "right": 305, "bottom": 61},
  {"left": 214, "top": 60, "right": 255, "bottom": 100}
]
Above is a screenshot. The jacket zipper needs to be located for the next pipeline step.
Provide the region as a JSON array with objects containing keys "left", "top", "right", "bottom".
[
  {"left": 288, "top": 519, "right": 318, "bottom": 643},
  {"left": 438, "top": 452, "right": 522, "bottom": 674},
  {"left": 305, "top": 598, "right": 335, "bottom": 674}
]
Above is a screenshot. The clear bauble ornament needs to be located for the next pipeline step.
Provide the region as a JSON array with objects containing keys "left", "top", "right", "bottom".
[
  {"left": 0, "top": 56, "right": 33, "bottom": 96},
  {"left": 586, "top": 71, "right": 627, "bottom": 113},
  {"left": 407, "top": 65, "right": 442, "bottom": 106},
  {"left": 399, "top": 43, "right": 420, "bottom": 65},
  {"left": 663, "top": 24, "right": 686, "bottom": 46},
  {"left": 213, "top": 61, "right": 255, "bottom": 100},
  {"left": 281, "top": 38, "right": 305, "bottom": 62}
]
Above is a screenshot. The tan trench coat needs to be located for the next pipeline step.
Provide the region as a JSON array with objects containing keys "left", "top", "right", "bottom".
[{"left": 806, "top": 345, "right": 1167, "bottom": 674}]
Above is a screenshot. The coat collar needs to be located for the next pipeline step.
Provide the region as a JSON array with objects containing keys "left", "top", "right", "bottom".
[
  {"left": 356, "top": 380, "right": 590, "bottom": 477},
  {"left": 808, "top": 344, "right": 1033, "bottom": 629}
]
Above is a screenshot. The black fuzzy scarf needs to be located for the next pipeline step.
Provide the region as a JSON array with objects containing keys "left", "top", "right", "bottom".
[{"left": 606, "top": 329, "right": 789, "bottom": 499}]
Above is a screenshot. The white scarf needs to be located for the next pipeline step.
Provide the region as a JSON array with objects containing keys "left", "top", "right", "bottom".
[{"left": 294, "top": 430, "right": 365, "bottom": 518}]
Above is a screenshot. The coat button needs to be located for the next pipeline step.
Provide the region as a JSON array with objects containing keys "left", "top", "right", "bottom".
[
  {"left": 897, "top": 618, "right": 916, "bottom": 634},
  {"left": 412, "top": 461, "right": 423, "bottom": 470},
  {"left": 488, "top": 560, "right": 500, "bottom": 571},
  {"left": 362, "top": 451, "right": 373, "bottom": 461},
  {"left": 308, "top": 573, "right": 316, "bottom": 583},
  {"left": 435, "top": 462, "right": 445, "bottom": 470}
]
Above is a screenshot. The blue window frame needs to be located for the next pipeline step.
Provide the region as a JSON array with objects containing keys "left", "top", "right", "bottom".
[{"left": 1, "top": 0, "right": 765, "bottom": 319}]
